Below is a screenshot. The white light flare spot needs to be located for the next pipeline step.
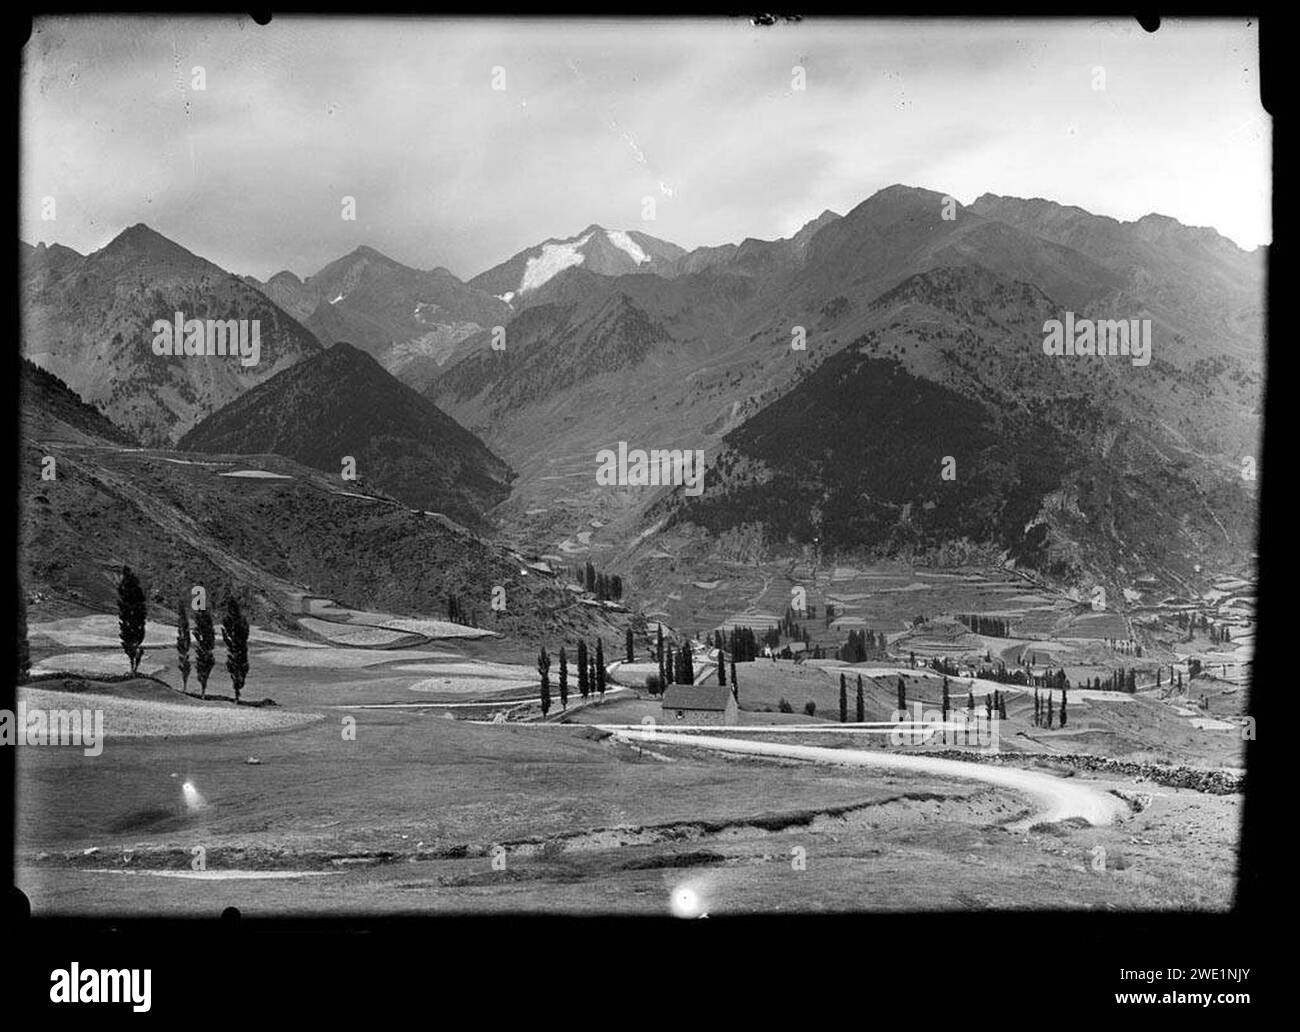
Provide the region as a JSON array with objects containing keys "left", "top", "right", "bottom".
[
  {"left": 670, "top": 884, "right": 707, "bottom": 919},
  {"left": 181, "top": 780, "right": 206, "bottom": 812}
]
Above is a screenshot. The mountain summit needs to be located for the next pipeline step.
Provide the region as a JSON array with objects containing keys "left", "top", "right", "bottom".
[
  {"left": 179, "top": 341, "right": 514, "bottom": 527},
  {"left": 468, "top": 226, "right": 686, "bottom": 301},
  {"left": 21, "top": 224, "right": 321, "bottom": 445},
  {"left": 246, "top": 245, "right": 510, "bottom": 386}
]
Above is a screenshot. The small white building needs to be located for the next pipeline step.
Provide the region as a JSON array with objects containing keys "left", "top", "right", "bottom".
[{"left": 661, "top": 684, "right": 738, "bottom": 725}]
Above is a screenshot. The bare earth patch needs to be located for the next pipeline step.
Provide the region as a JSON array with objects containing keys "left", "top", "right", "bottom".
[
  {"left": 32, "top": 652, "right": 166, "bottom": 677},
  {"left": 258, "top": 647, "right": 453, "bottom": 669},
  {"left": 19, "top": 686, "right": 324, "bottom": 739}
]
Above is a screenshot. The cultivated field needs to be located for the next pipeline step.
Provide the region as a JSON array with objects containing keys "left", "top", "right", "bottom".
[{"left": 17, "top": 584, "right": 1247, "bottom": 915}]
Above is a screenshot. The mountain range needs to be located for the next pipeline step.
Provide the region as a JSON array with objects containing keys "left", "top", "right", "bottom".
[
  {"left": 20, "top": 184, "right": 1265, "bottom": 599},
  {"left": 21, "top": 226, "right": 322, "bottom": 446},
  {"left": 243, "top": 245, "right": 511, "bottom": 385}
]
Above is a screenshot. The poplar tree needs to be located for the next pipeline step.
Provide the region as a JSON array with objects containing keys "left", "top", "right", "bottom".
[
  {"left": 856, "top": 674, "right": 865, "bottom": 723},
  {"left": 221, "top": 597, "right": 250, "bottom": 703},
  {"left": 596, "top": 640, "right": 606, "bottom": 696},
  {"left": 839, "top": 673, "right": 848, "bottom": 723},
  {"left": 194, "top": 608, "right": 215, "bottom": 699},
  {"left": 176, "top": 599, "right": 191, "bottom": 692},
  {"left": 117, "top": 565, "right": 147, "bottom": 675},
  {"left": 625, "top": 627, "right": 634, "bottom": 663},
  {"left": 577, "top": 641, "right": 589, "bottom": 698},
  {"left": 558, "top": 646, "right": 569, "bottom": 710},
  {"left": 538, "top": 647, "right": 551, "bottom": 716}
]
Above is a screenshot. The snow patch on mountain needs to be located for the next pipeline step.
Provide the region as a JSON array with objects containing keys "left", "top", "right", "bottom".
[
  {"left": 519, "top": 233, "right": 593, "bottom": 294},
  {"left": 606, "top": 229, "right": 650, "bottom": 265}
]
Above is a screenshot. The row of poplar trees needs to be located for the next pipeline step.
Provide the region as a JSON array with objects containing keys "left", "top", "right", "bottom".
[
  {"left": 656, "top": 624, "right": 738, "bottom": 699},
  {"left": 536, "top": 639, "right": 607, "bottom": 716},
  {"left": 116, "top": 566, "right": 251, "bottom": 703},
  {"left": 1033, "top": 686, "right": 1067, "bottom": 728}
]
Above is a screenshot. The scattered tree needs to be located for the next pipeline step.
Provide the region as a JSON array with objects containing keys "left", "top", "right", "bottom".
[
  {"left": 221, "top": 597, "right": 250, "bottom": 704},
  {"left": 176, "top": 599, "right": 191, "bottom": 692},
  {"left": 117, "top": 565, "right": 147, "bottom": 675},
  {"left": 194, "top": 608, "right": 215, "bottom": 699},
  {"left": 538, "top": 647, "right": 551, "bottom": 716}
]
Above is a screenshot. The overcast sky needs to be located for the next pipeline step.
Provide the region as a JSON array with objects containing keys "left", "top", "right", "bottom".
[{"left": 21, "top": 16, "right": 1270, "bottom": 281}]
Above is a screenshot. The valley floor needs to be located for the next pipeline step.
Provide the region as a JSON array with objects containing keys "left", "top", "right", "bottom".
[
  {"left": 17, "top": 683, "right": 1241, "bottom": 915},
  {"left": 17, "top": 567, "right": 1248, "bottom": 915}
]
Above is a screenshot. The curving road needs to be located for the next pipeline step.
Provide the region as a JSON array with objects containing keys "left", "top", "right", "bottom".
[{"left": 607, "top": 729, "right": 1128, "bottom": 829}]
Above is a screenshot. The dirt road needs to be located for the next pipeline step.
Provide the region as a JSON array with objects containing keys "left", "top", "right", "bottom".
[{"left": 607, "top": 728, "right": 1128, "bottom": 829}]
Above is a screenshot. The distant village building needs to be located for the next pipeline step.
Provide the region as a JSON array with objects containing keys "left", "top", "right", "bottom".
[{"left": 661, "top": 684, "right": 738, "bottom": 726}]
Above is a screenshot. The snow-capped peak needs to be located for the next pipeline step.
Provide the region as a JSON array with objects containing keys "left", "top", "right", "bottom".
[
  {"left": 605, "top": 229, "right": 650, "bottom": 265},
  {"left": 518, "top": 232, "right": 594, "bottom": 294}
]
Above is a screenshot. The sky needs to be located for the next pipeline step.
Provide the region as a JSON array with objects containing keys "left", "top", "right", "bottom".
[{"left": 21, "top": 15, "right": 1271, "bottom": 282}]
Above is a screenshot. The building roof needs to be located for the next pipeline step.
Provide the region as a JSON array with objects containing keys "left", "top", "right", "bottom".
[{"left": 662, "top": 684, "right": 733, "bottom": 711}]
